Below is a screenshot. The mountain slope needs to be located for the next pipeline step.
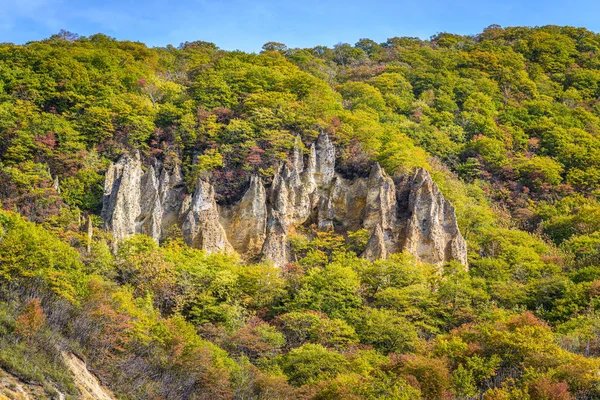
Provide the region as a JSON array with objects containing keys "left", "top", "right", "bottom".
[{"left": 1, "top": 26, "right": 600, "bottom": 399}]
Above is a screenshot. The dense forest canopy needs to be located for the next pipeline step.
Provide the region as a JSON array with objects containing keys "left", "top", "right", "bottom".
[{"left": 1, "top": 25, "right": 600, "bottom": 399}]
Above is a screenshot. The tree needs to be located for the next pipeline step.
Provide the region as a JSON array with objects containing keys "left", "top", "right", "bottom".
[
  {"left": 388, "top": 354, "right": 450, "bottom": 400},
  {"left": 333, "top": 43, "right": 367, "bottom": 66},
  {"left": 337, "top": 81, "right": 387, "bottom": 113},
  {"left": 275, "top": 311, "right": 358, "bottom": 349},
  {"left": 279, "top": 344, "right": 348, "bottom": 386},
  {"left": 115, "top": 235, "right": 178, "bottom": 313},
  {"left": 353, "top": 308, "right": 421, "bottom": 354},
  {"left": 262, "top": 42, "right": 288, "bottom": 53},
  {"left": 15, "top": 298, "right": 46, "bottom": 340},
  {"left": 290, "top": 262, "right": 362, "bottom": 319},
  {"left": 355, "top": 38, "right": 384, "bottom": 59}
]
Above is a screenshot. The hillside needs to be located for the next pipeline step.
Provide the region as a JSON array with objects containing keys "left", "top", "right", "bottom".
[{"left": 1, "top": 26, "right": 600, "bottom": 399}]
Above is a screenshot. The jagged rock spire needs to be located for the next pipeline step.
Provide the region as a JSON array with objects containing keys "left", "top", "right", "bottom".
[
  {"left": 85, "top": 215, "right": 93, "bottom": 255},
  {"left": 182, "top": 178, "right": 232, "bottom": 253},
  {"left": 138, "top": 164, "right": 162, "bottom": 240},
  {"left": 102, "top": 152, "right": 186, "bottom": 247},
  {"left": 52, "top": 175, "right": 60, "bottom": 193},
  {"left": 221, "top": 175, "right": 267, "bottom": 259},
  {"left": 362, "top": 224, "right": 388, "bottom": 261},
  {"left": 403, "top": 168, "right": 468, "bottom": 266},
  {"left": 315, "top": 132, "right": 335, "bottom": 187},
  {"left": 101, "top": 151, "right": 143, "bottom": 246},
  {"left": 291, "top": 136, "right": 304, "bottom": 172},
  {"left": 100, "top": 138, "right": 467, "bottom": 268},
  {"left": 363, "top": 162, "right": 397, "bottom": 232}
]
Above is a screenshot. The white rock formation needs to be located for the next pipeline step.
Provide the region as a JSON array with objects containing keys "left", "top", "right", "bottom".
[
  {"left": 220, "top": 175, "right": 267, "bottom": 259},
  {"left": 101, "top": 151, "right": 143, "bottom": 245},
  {"left": 100, "top": 134, "right": 468, "bottom": 267},
  {"left": 182, "top": 178, "right": 232, "bottom": 253},
  {"left": 403, "top": 168, "right": 468, "bottom": 266}
]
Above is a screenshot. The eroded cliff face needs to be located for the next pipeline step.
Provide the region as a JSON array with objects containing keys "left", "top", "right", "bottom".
[
  {"left": 101, "top": 134, "right": 468, "bottom": 267},
  {"left": 220, "top": 175, "right": 267, "bottom": 258},
  {"left": 182, "top": 178, "right": 233, "bottom": 253},
  {"left": 101, "top": 153, "right": 186, "bottom": 249},
  {"left": 0, "top": 353, "right": 116, "bottom": 400},
  {"left": 101, "top": 152, "right": 143, "bottom": 245},
  {"left": 402, "top": 168, "right": 468, "bottom": 266}
]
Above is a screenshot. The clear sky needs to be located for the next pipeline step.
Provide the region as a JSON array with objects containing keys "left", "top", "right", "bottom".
[{"left": 2, "top": 0, "right": 600, "bottom": 52}]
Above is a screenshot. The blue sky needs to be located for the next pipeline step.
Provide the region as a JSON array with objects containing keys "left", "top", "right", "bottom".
[{"left": 2, "top": 0, "right": 600, "bottom": 52}]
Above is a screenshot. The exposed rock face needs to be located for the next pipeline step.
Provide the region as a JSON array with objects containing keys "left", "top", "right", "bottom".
[
  {"left": 62, "top": 352, "right": 116, "bottom": 400},
  {"left": 403, "top": 168, "right": 468, "bottom": 266},
  {"left": 261, "top": 210, "right": 289, "bottom": 268},
  {"left": 52, "top": 175, "right": 60, "bottom": 193},
  {"left": 101, "top": 134, "right": 468, "bottom": 267},
  {"left": 362, "top": 224, "right": 388, "bottom": 260},
  {"left": 138, "top": 164, "right": 161, "bottom": 240},
  {"left": 101, "top": 152, "right": 143, "bottom": 245},
  {"left": 158, "top": 164, "right": 186, "bottom": 236},
  {"left": 0, "top": 353, "right": 116, "bottom": 400},
  {"left": 221, "top": 175, "right": 267, "bottom": 258},
  {"left": 364, "top": 163, "right": 397, "bottom": 231},
  {"left": 314, "top": 132, "right": 335, "bottom": 188},
  {"left": 85, "top": 215, "right": 93, "bottom": 255},
  {"left": 101, "top": 153, "right": 186, "bottom": 247},
  {"left": 182, "top": 178, "right": 232, "bottom": 253}
]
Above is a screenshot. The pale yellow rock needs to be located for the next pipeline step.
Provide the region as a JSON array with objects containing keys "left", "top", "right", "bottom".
[
  {"left": 261, "top": 210, "right": 289, "bottom": 268},
  {"left": 61, "top": 352, "right": 115, "bottom": 400},
  {"left": 101, "top": 151, "right": 143, "bottom": 246},
  {"left": 0, "top": 353, "right": 115, "bottom": 400},
  {"left": 363, "top": 162, "right": 397, "bottom": 232},
  {"left": 100, "top": 135, "right": 467, "bottom": 267},
  {"left": 314, "top": 132, "right": 335, "bottom": 188},
  {"left": 182, "top": 178, "right": 233, "bottom": 253},
  {"left": 158, "top": 163, "right": 186, "bottom": 238},
  {"left": 137, "top": 164, "right": 162, "bottom": 240},
  {"left": 403, "top": 168, "right": 468, "bottom": 266},
  {"left": 362, "top": 224, "right": 388, "bottom": 261},
  {"left": 221, "top": 175, "right": 267, "bottom": 259}
]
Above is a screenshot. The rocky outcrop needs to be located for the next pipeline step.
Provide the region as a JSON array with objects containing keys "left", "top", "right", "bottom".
[
  {"left": 138, "top": 164, "right": 162, "bottom": 240},
  {"left": 261, "top": 210, "right": 289, "bottom": 268},
  {"left": 220, "top": 175, "right": 267, "bottom": 258},
  {"left": 363, "top": 163, "right": 397, "bottom": 232},
  {"left": 52, "top": 175, "right": 60, "bottom": 193},
  {"left": 101, "top": 152, "right": 143, "bottom": 245},
  {"left": 85, "top": 215, "right": 93, "bottom": 255},
  {"left": 182, "top": 178, "right": 232, "bottom": 253},
  {"left": 101, "top": 153, "right": 186, "bottom": 247},
  {"left": 0, "top": 353, "right": 116, "bottom": 400},
  {"left": 101, "top": 134, "right": 468, "bottom": 267},
  {"left": 158, "top": 164, "right": 186, "bottom": 236},
  {"left": 62, "top": 352, "right": 116, "bottom": 400},
  {"left": 314, "top": 132, "right": 335, "bottom": 188},
  {"left": 362, "top": 224, "right": 388, "bottom": 260},
  {"left": 402, "top": 168, "right": 468, "bottom": 266}
]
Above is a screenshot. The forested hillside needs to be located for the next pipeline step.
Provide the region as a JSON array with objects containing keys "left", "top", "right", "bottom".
[{"left": 1, "top": 25, "right": 600, "bottom": 399}]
